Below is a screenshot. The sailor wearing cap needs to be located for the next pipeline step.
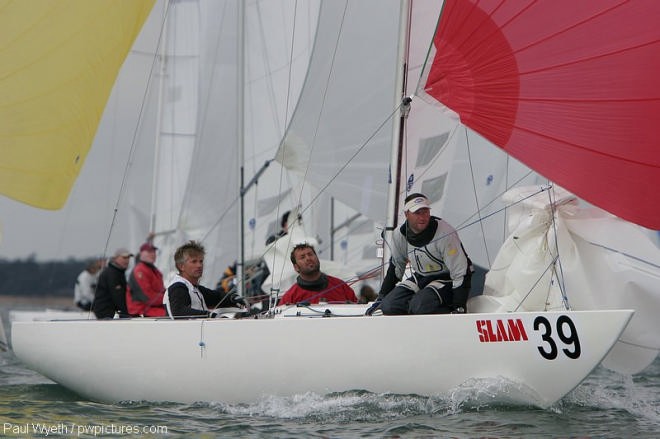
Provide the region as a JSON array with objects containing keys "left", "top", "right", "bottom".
[
  {"left": 366, "top": 193, "right": 473, "bottom": 315},
  {"left": 93, "top": 247, "right": 134, "bottom": 319},
  {"left": 126, "top": 241, "right": 167, "bottom": 317}
]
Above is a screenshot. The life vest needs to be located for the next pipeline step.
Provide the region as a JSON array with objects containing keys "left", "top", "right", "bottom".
[{"left": 163, "top": 274, "right": 207, "bottom": 318}]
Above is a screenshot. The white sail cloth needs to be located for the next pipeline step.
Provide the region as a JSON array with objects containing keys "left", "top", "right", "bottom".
[{"left": 470, "top": 186, "right": 660, "bottom": 374}]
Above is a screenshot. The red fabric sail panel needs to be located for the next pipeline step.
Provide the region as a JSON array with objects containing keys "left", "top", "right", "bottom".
[{"left": 424, "top": 0, "right": 660, "bottom": 229}]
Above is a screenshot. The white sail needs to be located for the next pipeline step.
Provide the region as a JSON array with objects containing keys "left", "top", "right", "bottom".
[
  {"left": 468, "top": 187, "right": 660, "bottom": 374},
  {"left": 264, "top": 0, "right": 403, "bottom": 292},
  {"left": 119, "top": 0, "right": 320, "bottom": 285},
  {"left": 148, "top": 0, "right": 202, "bottom": 278},
  {"left": 277, "top": 1, "right": 401, "bottom": 222}
]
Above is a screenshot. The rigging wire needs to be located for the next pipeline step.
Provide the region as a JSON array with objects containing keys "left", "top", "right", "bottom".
[
  {"left": 256, "top": 0, "right": 354, "bottom": 308},
  {"left": 245, "top": 0, "right": 296, "bottom": 254},
  {"left": 185, "top": 0, "right": 305, "bottom": 286},
  {"left": 503, "top": 154, "right": 511, "bottom": 257},
  {"left": 398, "top": 117, "right": 542, "bottom": 275},
  {"left": 512, "top": 254, "right": 561, "bottom": 313},
  {"left": 296, "top": 102, "right": 406, "bottom": 225},
  {"left": 464, "top": 126, "right": 493, "bottom": 267},
  {"left": 545, "top": 187, "right": 572, "bottom": 310},
  {"left": 174, "top": 0, "right": 568, "bottom": 313},
  {"left": 267, "top": 0, "right": 303, "bottom": 300},
  {"left": 287, "top": 1, "right": 351, "bottom": 236},
  {"left": 100, "top": 1, "right": 171, "bottom": 261}
]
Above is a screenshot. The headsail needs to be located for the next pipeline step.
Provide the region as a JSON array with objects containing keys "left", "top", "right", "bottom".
[
  {"left": 0, "top": 0, "right": 155, "bottom": 209},
  {"left": 421, "top": 0, "right": 660, "bottom": 229}
]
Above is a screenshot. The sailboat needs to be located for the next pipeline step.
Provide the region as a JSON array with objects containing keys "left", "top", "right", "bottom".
[{"left": 7, "top": 0, "right": 657, "bottom": 407}]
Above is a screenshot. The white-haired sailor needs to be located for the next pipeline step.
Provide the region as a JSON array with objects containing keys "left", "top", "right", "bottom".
[
  {"left": 366, "top": 193, "right": 473, "bottom": 315},
  {"left": 164, "top": 240, "right": 247, "bottom": 318}
]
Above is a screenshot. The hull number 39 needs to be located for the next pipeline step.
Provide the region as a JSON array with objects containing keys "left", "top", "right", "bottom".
[
  {"left": 476, "top": 316, "right": 582, "bottom": 360},
  {"left": 533, "top": 315, "right": 581, "bottom": 360}
]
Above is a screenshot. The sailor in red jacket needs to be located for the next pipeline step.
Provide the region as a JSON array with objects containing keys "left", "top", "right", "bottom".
[
  {"left": 126, "top": 242, "right": 167, "bottom": 317},
  {"left": 279, "top": 243, "right": 357, "bottom": 305}
]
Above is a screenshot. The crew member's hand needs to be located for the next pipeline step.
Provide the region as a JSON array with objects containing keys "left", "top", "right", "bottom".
[{"left": 229, "top": 293, "right": 247, "bottom": 307}]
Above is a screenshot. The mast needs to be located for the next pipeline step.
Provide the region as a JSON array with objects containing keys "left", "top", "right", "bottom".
[
  {"left": 237, "top": 0, "right": 246, "bottom": 297},
  {"left": 382, "top": 0, "right": 412, "bottom": 270},
  {"left": 149, "top": 4, "right": 169, "bottom": 238}
]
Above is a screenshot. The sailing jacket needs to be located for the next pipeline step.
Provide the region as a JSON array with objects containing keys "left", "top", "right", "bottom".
[
  {"left": 164, "top": 274, "right": 235, "bottom": 318},
  {"left": 279, "top": 274, "right": 358, "bottom": 305},
  {"left": 93, "top": 261, "right": 129, "bottom": 319},
  {"left": 380, "top": 216, "right": 470, "bottom": 298},
  {"left": 74, "top": 269, "right": 98, "bottom": 310},
  {"left": 126, "top": 261, "right": 166, "bottom": 317}
]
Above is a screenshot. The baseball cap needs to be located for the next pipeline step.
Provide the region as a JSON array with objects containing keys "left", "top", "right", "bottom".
[
  {"left": 114, "top": 247, "right": 134, "bottom": 258},
  {"left": 404, "top": 195, "right": 431, "bottom": 212},
  {"left": 140, "top": 242, "right": 158, "bottom": 252}
]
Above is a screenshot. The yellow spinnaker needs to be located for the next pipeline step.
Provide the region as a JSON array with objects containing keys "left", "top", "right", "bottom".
[{"left": 0, "top": 0, "right": 155, "bottom": 209}]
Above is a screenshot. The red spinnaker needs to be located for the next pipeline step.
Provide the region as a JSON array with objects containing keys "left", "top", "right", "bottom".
[{"left": 424, "top": 0, "right": 660, "bottom": 229}]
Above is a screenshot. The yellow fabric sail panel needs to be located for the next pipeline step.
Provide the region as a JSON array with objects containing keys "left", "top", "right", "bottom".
[{"left": 0, "top": 0, "right": 155, "bottom": 209}]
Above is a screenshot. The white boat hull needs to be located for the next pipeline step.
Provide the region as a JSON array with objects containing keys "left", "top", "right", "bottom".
[
  {"left": 0, "top": 315, "right": 7, "bottom": 351},
  {"left": 11, "top": 309, "right": 632, "bottom": 407},
  {"left": 9, "top": 309, "right": 93, "bottom": 322}
]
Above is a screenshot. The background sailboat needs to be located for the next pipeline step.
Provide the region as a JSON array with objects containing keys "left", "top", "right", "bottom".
[{"left": 122, "top": 0, "right": 321, "bottom": 289}]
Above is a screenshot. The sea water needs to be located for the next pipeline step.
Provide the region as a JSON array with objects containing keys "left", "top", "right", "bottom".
[{"left": 1, "top": 306, "right": 658, "bottom": 438}]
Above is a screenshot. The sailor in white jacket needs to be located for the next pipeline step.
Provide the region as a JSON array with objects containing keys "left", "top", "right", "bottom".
[
  {"left": 163, "top": 240, "right": 246, "bottom": 318},
  {"left": 74, "top": 260, "right": 102, "bottom": 311},
  {"left": 368, "top": 193, "right": 472, "bottom": 315}
]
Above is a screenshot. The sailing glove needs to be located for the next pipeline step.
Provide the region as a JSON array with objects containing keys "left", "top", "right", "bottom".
[
  {"left": 229, "top": 293, "right": 247, "bottom": 307},
  {"left": 451, "top": 285, "right": 469, "bottom": 313}
]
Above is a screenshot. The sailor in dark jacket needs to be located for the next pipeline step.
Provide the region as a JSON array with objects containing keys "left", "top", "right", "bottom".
[{"left": 93, "top": 248, "right": 133, "bottom": 319}]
